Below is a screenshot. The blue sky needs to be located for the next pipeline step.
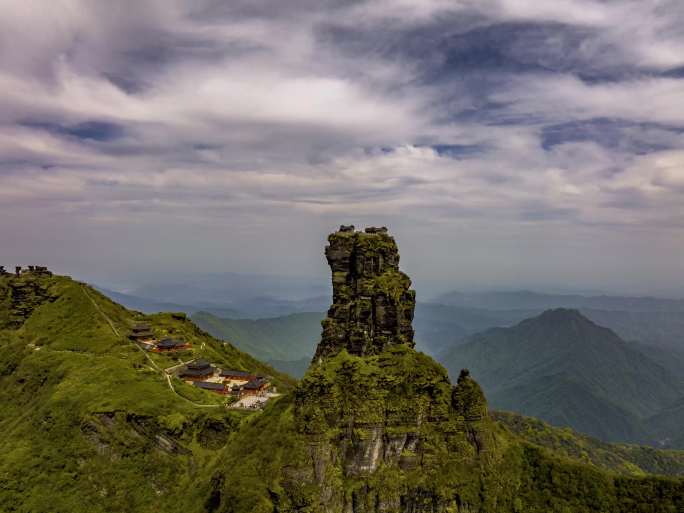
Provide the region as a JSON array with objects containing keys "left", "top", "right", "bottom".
[{"left": 1, "top": 1, "right": 684, "bottom": 295}]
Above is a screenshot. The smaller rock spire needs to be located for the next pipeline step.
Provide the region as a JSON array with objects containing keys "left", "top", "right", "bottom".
[{"left": 452, "top": 369, "right": 488, "bottom": 421}]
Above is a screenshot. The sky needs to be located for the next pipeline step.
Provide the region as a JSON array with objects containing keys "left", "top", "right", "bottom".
[{"left": 1, "top": 0, "right": 684, "bottom": 296}]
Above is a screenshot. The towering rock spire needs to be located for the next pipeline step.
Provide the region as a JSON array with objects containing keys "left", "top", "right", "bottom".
[{"left": 313, "top": 225, "right": 416, "bottom": 360}]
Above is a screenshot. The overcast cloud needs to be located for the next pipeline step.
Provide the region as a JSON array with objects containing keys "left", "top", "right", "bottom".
[{"left": 1, "top": 0, "right": 683, "bottom": 296}]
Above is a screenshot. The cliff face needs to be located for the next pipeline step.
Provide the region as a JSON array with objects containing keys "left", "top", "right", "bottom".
[
  {"left": 286, "top": 227, "right": 492, "bottom": 512},
  {"left": 314, "top": 227, "right": 416, "bottom": 361},
  {"left": 211, "top": 226, "right": 684, "bottom": 513},
  {"left": 291, "top": 348, "right": 492, "bottom": 512},
  {"left": 0, "top": 273, "right": 58, "bottom": 329}
]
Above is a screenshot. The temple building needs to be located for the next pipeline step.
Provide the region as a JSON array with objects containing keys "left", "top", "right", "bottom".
[
  {"left": 241, "top": 377, "right": 270, "bottom": 397},
  {"left": 153, "top": 338, "right": 190, "bottom": 352},
  {"left": 130, "top": 323, "right": 156, "bottom": 343},
  {"left": 193, "top": 381, "right": 228, "bottom": 395},
  {"left": 179, "top": 359, "right": 215, "bottom": 381},
  {"left": 220, "top": 369, "right": 256, "bottom": 383}
]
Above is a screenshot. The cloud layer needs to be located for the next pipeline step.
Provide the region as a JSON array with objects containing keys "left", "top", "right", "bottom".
[{"left": 1, "top": 0, "right": 684, "bottom": 294}]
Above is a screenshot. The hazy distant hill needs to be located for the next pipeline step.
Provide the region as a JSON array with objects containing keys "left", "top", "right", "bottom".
[
  {"left": 413, "top": 303, "right": 538, "bottom": 354},
  {"left": 435, "top": 290, "right": 684, "bottom": 312},
  {"left": 649, "top": 397, "right": 684, "bottom": 448},
  {"left": 192, "top": 311, "right": 324, "bottom": 377},
  {"left": 419, "top": 303, "right": 684, "bottom": 356},
  {"left": 580, "top": 309, "right": 684, "bottom": 350},
  {"left": 442, "top": 309, "right": 684, "bottom": 446},
  {"left": 94, "top": 287, "right": 244, "bottom": 318},
  {"left": 102, "top": 283, "right": 684, "bottom": 354},
  {"left": 128, "top": 272, "right": 329, "bottom": 317}
]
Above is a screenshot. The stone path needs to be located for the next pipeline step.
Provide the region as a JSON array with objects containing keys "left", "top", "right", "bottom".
[{"left": 80, "top": 283, "right": 220, "bottom": 408}]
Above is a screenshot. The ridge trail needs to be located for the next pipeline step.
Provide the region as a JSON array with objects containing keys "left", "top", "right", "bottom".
[{"left": 80, "top": 284, "right": 220, "bottom": 408}]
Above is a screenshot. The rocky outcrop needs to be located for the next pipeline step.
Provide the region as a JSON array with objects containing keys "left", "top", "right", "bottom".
[
  {"left": 286, "top": 227, "right": 493, "bottom": 512},
  {"left": 452, "top": 369, "right": 488, "bottom": 422},
  {"left": 314, "top": 226, "right": 416, "bottom": 361},
  {"left": 212, "top": 225, "right": 684, "bottom": 513},
  {"left": 0, "top": 273, "right": 58, "bottom": 329}
]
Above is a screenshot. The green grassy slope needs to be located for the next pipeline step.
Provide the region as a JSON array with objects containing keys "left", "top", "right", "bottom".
[
  {"left": 191, "top": 311, "right": 324, "bottom": 376},
  {"left": 0, "top": 273, "right": 293, "bottom": 513},
  {"left": 494, "top": 411, "right": 684, "bottom": 477},
  {"left": 441, "top": 308, "right": 683, "bottom": 445}
]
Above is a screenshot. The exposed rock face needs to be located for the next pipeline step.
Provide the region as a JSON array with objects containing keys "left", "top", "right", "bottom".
[
  {"left": 293, "top": 347, "right": 492, "bottom": 512},
  {"left": 213, "top": 225, "right": 684, "bottom": 513},
  {"left": 314, "top": 226, "right": 416, "bottom": 361},
  {"left": 285, "top": 227, "right": 493, "bottom": 512},
  {"left": 0, "top": 273, "right": 58, "bottom": 329}
]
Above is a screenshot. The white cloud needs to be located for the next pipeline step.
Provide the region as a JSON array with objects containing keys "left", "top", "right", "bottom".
[{"left": 1, "top": 0, "right": 683, "bottom": 291}]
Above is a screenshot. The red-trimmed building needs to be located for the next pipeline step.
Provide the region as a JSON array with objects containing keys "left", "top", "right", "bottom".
[
  {"left": 220, "top": 369, "right": 256, "bottom": 382},
  {"left": 193, "top": 381, "right": 228, "bottom": 395},
  {"left": 130, "top": 323, "right": 156, "bottom": 343},
  {"left": 240, "top": 377, "right": 270, "bottom": 397},
  {"left": 179, "top": 359, "right": 214, "bottom": 380},
  {"left": 153, "top": 338, "right": 190, "bottom": 352}
]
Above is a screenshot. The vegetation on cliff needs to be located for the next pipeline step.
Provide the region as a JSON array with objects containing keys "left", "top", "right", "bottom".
[
  {"left": 208, "top": 227, "right": 684, "bottom": 513},
  {"left": 314, "top": 227, "right": 415, "bottom": 360}
]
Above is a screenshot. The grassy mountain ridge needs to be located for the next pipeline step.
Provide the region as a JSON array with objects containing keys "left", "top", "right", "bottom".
[
  {"left": 0, "top": 272, "right": 292, "bottom": 512},
  {"left": 442, "top": 308, "right": 683, "bottom": 446},
  {"left": 493, "top": 411, "right": 684, "bottom": 477}
]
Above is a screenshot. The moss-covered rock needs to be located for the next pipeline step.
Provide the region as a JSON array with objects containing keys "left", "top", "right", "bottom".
[
  {"left": 314, "top": 226, "right": 416, "bottom": 361},
  {"left": 209, "top": 224, "right": 683, "bottom": 513},
  {"left": 0, "top": 273, "right": 59, "bottom": 330}
]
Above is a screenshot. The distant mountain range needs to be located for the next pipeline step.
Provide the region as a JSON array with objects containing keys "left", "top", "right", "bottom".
[
  {"left": 125, "top": 271, "right": 329, "bottom": 316},
  {"left": 102, "top": 284, "right": 684, "bottom": 350},
  {"left": 435, "top": 290, "right": 684, "bottom": 312},
  {"left": 441, "top": 309, "right": 684, "bottom": 447},
  {"left": 98, "top": 286, "right": 684, "bottom": 444},
  {"left": 96, "top": 286, "right": 329, "bottom": 319}
]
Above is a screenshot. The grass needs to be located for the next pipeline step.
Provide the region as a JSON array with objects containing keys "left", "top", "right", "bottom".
[
  {"left": 0, "top": 274, "right": 292, "bottom": 512},
  {"left": 1, "top": 273, "right": 682, "bottom": 513}
]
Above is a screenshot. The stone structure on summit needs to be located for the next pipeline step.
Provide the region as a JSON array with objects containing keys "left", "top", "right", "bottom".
[
  {"left": 0, "top": 266, "right": 52, "bottom": 278},
  {"left": 314, "top": 225, "right": 416, "bottom": 361}
]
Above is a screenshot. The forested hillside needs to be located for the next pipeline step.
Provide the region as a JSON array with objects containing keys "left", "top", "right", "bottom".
[{"left": 442, "top": 309, "right": 684, "bottom": 447}]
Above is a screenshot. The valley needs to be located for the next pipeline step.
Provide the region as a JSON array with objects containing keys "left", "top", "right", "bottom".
[{"left": 1, "top": 230, "right": 683, "bottom": 512}]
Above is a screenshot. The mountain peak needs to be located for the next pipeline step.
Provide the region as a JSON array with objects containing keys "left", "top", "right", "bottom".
[
  {"left": 536, "top": 307, "right": 588, "bottom": 324},
  {"left": 313, "top": 225, "right": 416, "bottom": 360}
]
